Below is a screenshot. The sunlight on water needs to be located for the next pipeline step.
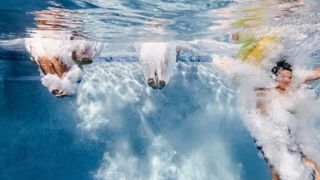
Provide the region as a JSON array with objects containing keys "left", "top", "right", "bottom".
[
  {"left": 77, "top": 62, "right": 245, "bottom": 180},
  {"left": 1, "top": 0, "right": 320, "bottom": 180}
]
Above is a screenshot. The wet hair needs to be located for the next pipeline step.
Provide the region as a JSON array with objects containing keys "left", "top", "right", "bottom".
[{"left": 271, "top": 59, "right": 292, "bottom": 75}]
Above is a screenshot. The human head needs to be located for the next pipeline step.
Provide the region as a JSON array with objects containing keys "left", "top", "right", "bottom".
[
  {"left": 232, "top": 33, "right": 240, "bottom": 41},
  {"left": 271, "top": 59, "right": 293, "bottom": 91}
]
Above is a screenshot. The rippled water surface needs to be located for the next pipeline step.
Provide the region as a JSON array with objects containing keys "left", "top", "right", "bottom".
[{"left": 1, "top": 0, "right": 320, "bottom": 180}]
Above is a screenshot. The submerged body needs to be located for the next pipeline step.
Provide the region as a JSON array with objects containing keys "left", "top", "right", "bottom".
[
  {"left": 214, "top": 57, "right": 320, "bottom": 180},
  {"left": 25, "top": 10, "right": 103, "bottom": 97},
  {"left": 255, "top": 60, "right": 320, "bottom": 180},
  {"left": 25, "top": 35, "right": 83, "bottom": 97},
  {"left": 136, "top": 42, "right": 176, "bottom": 89}
]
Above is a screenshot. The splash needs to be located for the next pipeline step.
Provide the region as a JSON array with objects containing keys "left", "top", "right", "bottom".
[
  {"left": 76, "top": 60, "right": 246, "bottom": 179},
  {"left": 135, "top": 42, "right": 177, "bottom": 84}
]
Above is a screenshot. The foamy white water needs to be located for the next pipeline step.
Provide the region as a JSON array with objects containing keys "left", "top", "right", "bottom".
[{"left": 76, "top": 59, "right": 250, "bottom": 179}]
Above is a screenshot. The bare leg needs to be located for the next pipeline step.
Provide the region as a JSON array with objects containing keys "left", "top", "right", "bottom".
[
  {"left": 271, "top": 167, "right": 281, "bottom": 180},
  {"left": 148, "top": 78, "right": 157, "bottom": 89},
  {"left": 51, "top": 57, "right": 69, "bottom": 78},
  {"left": 37, "top": 56, "right": 55, "bottom": 75},
  {"left": 158, "top": 80, "right": 166, "bottom": 89},
  {"left": 303, "top": 157, "right": 320, "bottom": 180}
]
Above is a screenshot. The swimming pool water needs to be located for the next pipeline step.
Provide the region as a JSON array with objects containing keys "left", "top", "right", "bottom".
[{"left": 1, "top": 0, "right": 320, "bottom": 180}]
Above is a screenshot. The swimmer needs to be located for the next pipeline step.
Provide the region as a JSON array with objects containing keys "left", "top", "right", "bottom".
[
  {"left": 37, "top": 56, "right": 69, "bottom": 97},
  {"left": 256, "top": 59, "right": 320, "bottom": 180},
  {"left": 136, "top": 42, "right": 176, "bottom": 90},
  {"left": 25, "top": 9, "right": 103, "bottom": 97}
]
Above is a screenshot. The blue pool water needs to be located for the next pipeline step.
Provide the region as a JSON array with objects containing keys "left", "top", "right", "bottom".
[
  {"left": 1, "top": 0, "right": 320, "bottom": 180},
  {"left": 0, "top": 61, "right": 269, "bottom": 180},
  {"left": 0, "top": 81, "right": 103, "bottom": 179}
]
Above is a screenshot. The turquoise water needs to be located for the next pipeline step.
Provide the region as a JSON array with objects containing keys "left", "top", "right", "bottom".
[{"left": 1, "top": 0, "right": 320, "bottom": 180}]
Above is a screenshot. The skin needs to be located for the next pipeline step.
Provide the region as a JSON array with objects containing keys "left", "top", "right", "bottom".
[
  {"left": 275, "top": 69, "right": 293, "bottom": 93},
  {"left": 213, "top": 59, "right": 320, "bottom": 179},
  {"left": 256, "top": 68, "right": 320, "bottom": 180},
  {"left": 38, "top": 57, "right": 56, "bottom": 75},
  {"left": 33, "top": 11, "right": 67, "bottom": 96},
  {"left": 147, "top": 78, "right": 166, "bottom": 89},
  {"left": 51, "top": 57, "right": 69, "bottom": 78},
  {"left": 37, "top": 56, "right": 68, "bottom": 78},
  {"left": 37, "top": 56, "right": 69, "bottom": 97},
  {"left": 31, "top": 9, "right": 88, "bottom": 97},
  {"left": 271, "top": 168, "right": 281, "bottom": 180}
]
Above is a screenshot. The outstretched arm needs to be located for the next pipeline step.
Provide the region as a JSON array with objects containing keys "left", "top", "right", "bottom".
[{"left": 303, "top": 67, "right": 320, "bottom": 84}]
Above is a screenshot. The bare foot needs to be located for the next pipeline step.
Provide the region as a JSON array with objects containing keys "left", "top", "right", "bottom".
[{"left": 51, "top": 89, "right": 68, "bottom": 97}]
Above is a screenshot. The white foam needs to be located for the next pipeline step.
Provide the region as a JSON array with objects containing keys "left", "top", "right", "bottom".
[
  {"left": 24, "top": 28, "right": 104, "bottom": 95},
  {"left": 135, "top": 42, "right": 177, "bottom": 83},
  {"left": 75, "top": 1, "right": 320, "bottom": 179},
  {"left": 217, "top": 55, "right": 320, "bottom": 180},
  {"left": 41, "top": 65, "right": 83, "bottom": 95},
  {"left": 95, "top": 136, "right": 241, "bottom": 180},
  {"left": 76, "top": 62, "right": 242, "bottom": 180}
]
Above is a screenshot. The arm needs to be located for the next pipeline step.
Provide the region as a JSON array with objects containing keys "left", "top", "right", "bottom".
[{"left": 303, "top": 67, "right": 320, "bottom": 84}]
